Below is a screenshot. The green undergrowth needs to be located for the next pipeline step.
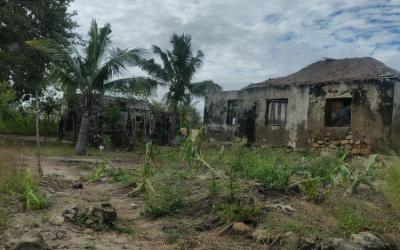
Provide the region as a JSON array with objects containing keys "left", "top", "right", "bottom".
[
  {"left": 145, "top": 169, "right": 187, "bottom": 218},
  {"left": 333, "top": 201, "right": 374, "bottom": 234},
  {"left": 218, "top": 201, "right": 262, "bottom": 224},
  {"left": 88, "top": 159, "right": 133, "bottom": 185},
  {"left": 0, "top": 169, "right": 48, "bottom": 211},
  {"left": 383, "top": 164, "right": 400, "bottom": 215}
]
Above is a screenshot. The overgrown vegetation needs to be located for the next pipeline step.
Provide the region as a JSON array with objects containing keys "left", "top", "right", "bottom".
[
  {"left": 88, "top": 159, "right": 133, "bottom": 185},
  {"left": 333, "top": 201, "right": 373, "bottom": 234},
  {"left": 383, "top": 164, "right": 400, "bottom": 215},
  {"left": 145, "top": 170, "right": 186, "bottom": 218}
]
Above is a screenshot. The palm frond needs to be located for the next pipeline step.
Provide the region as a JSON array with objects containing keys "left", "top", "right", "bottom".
[
  {"left": 93, "top": 48, "right": 144, "bottom": 91},
  {"left": 138, "top": 58, "right": 170, "bottom": 82},
  {"left": 104, "top": 77, "right": 160, "bottom": 97},
  {"left": 153, "top": 45, "right": 174, "bottom": 79}
]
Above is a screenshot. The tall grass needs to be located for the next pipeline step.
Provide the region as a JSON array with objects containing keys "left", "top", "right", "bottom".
[
  {"left": 0, "top": 143, "right": 48, "bottom": 211},
  {"left": 383, "top": 164, "right": 400, "bottom": 215}
]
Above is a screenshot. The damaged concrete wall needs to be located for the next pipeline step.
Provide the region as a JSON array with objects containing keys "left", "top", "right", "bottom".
[
  {"left": 391, "top": 81, "right": 400, "bottom": 154},
  {"left": 204, "top": 90, "right": 239, "bottom": 140},
  {"left": 308, "top": 81, "right": 395, "bottom": 154},
  {"left": 237, "top": 86, "right": 309, "bottom": 147},
  {"left": 205, "top": 80, "right": 397, "bottom": 154}
]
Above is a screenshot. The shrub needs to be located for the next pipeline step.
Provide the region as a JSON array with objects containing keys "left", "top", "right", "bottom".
[{"left": 383, "top": 164, "right": 400, "bottom": 215}]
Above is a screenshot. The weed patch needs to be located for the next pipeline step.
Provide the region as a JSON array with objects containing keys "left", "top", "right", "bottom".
[
  {"left": 383, "top": 164, "right": 400, "bottom": 215},
  {"left": 145, "top": 170, "right": 187, "bottom": 217},
  {"left": 218, "top": 201, "right": 262, "bottom": 224},
  {"left": 333, "top": 202, "right": 372, "bottom": 234}
]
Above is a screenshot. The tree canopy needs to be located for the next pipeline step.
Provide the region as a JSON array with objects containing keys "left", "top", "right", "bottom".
[{"left": 0, "top": 0, "right": 77, "bottom": 99}]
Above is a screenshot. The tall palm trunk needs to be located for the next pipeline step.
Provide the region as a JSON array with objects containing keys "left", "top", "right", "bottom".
[
  {"left": 169, "top": 101, "right": 178, "bottom": 145},
  {"left": 75, "top": 110, "right": 89, "bottom": 155}
]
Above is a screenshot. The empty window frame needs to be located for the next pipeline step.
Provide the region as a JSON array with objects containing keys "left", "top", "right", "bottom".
[
  {"left": 325, "top": 98, "right": 352, "bottom": 127},
  {"left": 226, "top": 100, "right": 238, "bottom": 125},
  {"left": 265, "top": 99, "right": 288, "bottom": 125}
]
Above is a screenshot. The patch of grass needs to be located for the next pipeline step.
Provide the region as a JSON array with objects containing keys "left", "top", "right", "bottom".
[
  {"left": 0, "top": 167, "right": 48, "bottom": 211},
  {"left": 218, "top": 201, "right": 262, "bottom": 224},
  {"left": 162, "top": 226, "right": 185, "bottom": 244},
  {"left": 333, "top": 201, "right": 372, "bottom": 234},
  {"left": 145, "top": 170, "right": 186, "bottom": 218},
  {"left": 18, "top": 170, "right": 49, "bottom": 210},
  {"left": 145, "top": 183, "right": 185, "bottom": 217},
  {"left": 238, "top": 148, "right": 294, "bottom": 190},
  {"left": 280, "top": 219, "right": 302, "bottom": 232},
  {"left": 383, "top": 164, "right": 400, "bottom": 215},
  {"left": 112, "top": 223, "right": 137, "bottom": 237},
  {"left": 88, "top": 159, "right": 133, "bottom": 184}
]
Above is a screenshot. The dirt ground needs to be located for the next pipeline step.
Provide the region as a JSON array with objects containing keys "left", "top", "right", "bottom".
[{"left": 0, "top": 154, "right": 266, "bottom": 250}]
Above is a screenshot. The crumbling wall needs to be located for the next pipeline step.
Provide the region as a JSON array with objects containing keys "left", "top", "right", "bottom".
[
  {"left": 237, "top": 85, "right": 309, "bottom": 148},
  {"left": 204, "top": 90, "right": 239, "bottom": 140},
  {"left": 308, "top": 81, "right": 395, "bottom": 155},
  {"left": 391, "top": 81, "right": 400, "bottom": 155}
]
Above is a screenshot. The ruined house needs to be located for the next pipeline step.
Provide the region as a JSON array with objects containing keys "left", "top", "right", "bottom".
[
  {"left": 204, "top": 57, "right": 400, "bottom": 155},
  {"left": 63, "top": 95, "right": 171, "bottom": 148}
]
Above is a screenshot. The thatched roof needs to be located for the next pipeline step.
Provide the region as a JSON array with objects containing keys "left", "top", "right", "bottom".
[{"left": 245, "top": 57, "right": 400, "bottom": 89}]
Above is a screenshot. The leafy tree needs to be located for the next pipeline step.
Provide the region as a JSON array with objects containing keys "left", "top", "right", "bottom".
[
  {"left": 0, "top": 0, "right": 77, "bottom": 99},
  {"left": 0, "top": 82, "right": 16, "bottom": 120},
  {"left": 28, "top": 20, "right": 158, "bottom": 155},
  {"left": 139, "top": 33, "right": 222, "bottom": 142}
]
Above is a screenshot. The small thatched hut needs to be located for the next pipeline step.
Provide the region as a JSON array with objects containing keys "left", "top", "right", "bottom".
[{"left": 205, "top": 57, "right": 400, "bottom": 154}]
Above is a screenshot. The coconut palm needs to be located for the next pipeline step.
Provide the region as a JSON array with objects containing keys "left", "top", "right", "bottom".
[
  {"left": 139, "top": 33, "right": 222, "bottom": 142},
  {"left": 28, "top": 20, "right": 157, "bottom": 155}
]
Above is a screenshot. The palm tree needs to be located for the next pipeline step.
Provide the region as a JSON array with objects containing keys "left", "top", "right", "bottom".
[
  {"left": 139, "top": 33, "right": 222, "bottom": 142},
  {"left": 28, "top": 20, "right": 157, "bottom": 155}
]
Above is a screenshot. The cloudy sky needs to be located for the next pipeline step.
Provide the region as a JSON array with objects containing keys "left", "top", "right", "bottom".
[{"left": 69, "top": 0, "right": 400, "bottom": 109}]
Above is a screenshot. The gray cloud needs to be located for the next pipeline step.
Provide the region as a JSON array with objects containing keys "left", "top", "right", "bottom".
[{"left": 69, "top": 0, "right": 400, "bottom": 111}]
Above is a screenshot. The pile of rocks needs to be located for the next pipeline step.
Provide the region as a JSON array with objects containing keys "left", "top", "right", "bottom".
[
  {"left": 62, "top": 203, "right": 117, "bottom": 231},
  {"left": 311, "top": 131, "right": 370, "bottom": 156}
]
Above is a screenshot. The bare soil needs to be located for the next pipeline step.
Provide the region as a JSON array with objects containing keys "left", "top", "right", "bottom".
[{"left": 0, "top": 155, "right": 265, "bottom": 250}]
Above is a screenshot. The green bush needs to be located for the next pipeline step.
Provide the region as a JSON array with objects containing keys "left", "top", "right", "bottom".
[{"left": 383, "top": 164, "right": 400, "bottom": 215}]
